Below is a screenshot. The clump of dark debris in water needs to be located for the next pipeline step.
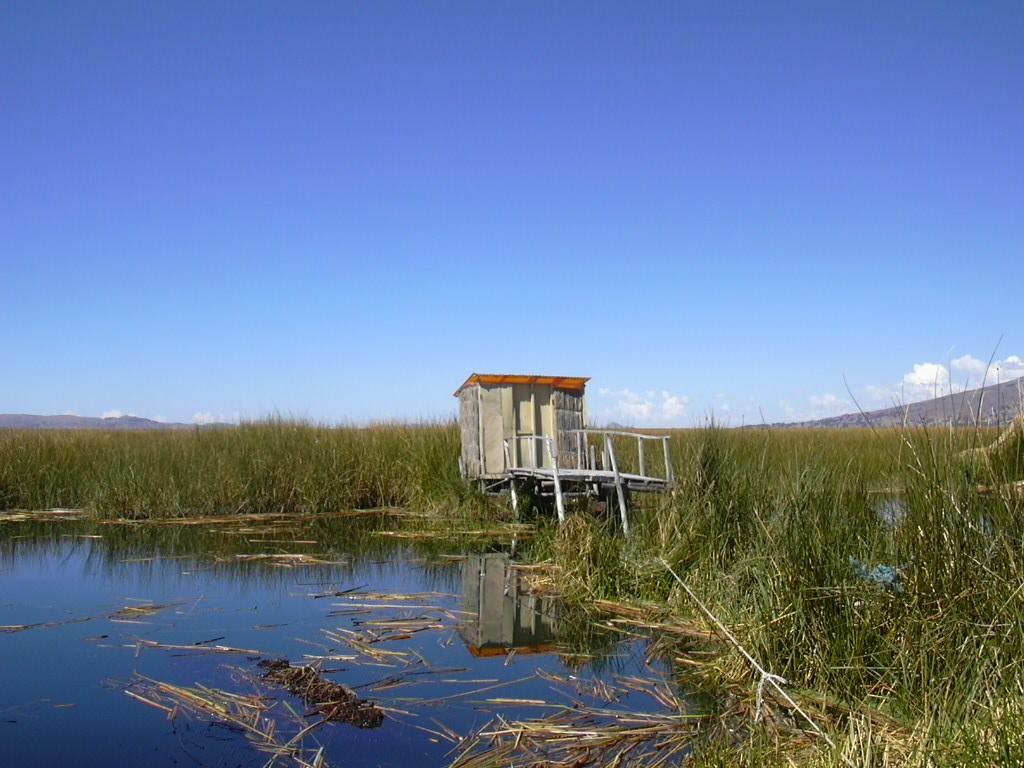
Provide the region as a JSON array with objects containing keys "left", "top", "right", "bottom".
[{"left": 258, "top": 658, "right": 384, "bottom": 728}]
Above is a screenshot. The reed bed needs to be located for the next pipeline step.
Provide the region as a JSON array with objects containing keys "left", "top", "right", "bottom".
[
  {"left": 0, "top": 420, "right": 478, "bottom": 518},
  {"left": 527, "top": 424, "right": 1024, "bottom": 765},
  {"left": 5, "top": 417, "right": 1023, "bottom": 763}
]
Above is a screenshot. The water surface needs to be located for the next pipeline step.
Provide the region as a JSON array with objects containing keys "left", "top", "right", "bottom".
[{"left": 1, "top": 514, "right": 686, "bottom": 767}]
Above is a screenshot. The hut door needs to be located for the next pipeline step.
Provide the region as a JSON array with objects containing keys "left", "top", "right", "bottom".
[
  {"left": 512, "top": 384, "right": 536, "bottom": 468},
  {"left": 512, "top": 384, "right": 553, "bottom": 469},
  {"left": 480, "top": 387, "right": 505, "bottom": 476},
  {"left": 535, "top": 387, "right": 552, "bottom": 467}
]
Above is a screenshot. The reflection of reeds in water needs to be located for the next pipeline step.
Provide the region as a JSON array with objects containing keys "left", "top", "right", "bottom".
[{"left": 0, "top": 514, "right": 471, "bottom": 595}]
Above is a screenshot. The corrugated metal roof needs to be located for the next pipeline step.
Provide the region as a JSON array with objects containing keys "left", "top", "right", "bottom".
[{"left": 454, "top": 373, "right": 590, "bottom": 396}]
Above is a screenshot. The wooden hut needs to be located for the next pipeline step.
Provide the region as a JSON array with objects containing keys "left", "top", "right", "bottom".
[
  {"left": 454, "top": 372, "right": 675, "bottom": 534},
  {"left": 454, "top": 373, "right": 588, "bottom": 481}
]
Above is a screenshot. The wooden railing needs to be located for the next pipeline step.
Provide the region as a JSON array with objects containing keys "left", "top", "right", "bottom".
[
  {"left": 501, "top": 430, "right": 675, "bottom": 533},
  {"left": 566, "top": 429, "right": 675, "bottom": 486}
]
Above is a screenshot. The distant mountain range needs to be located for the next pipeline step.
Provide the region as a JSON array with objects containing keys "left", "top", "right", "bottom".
[
  {"left": 4, "top": 377, "right": 1023, "bottom": 432},
  {"left": 0, "top": 414, "right": 205, "bottom": 430},
  {"left": 772, "top": 375, "right": 1024, "bottom": 429}
]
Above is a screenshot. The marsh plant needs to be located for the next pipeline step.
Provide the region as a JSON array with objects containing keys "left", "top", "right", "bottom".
[
  {"left": 568, "top": 425, "right": 1023, "bottom": 766},
  {"left": 0, "top": 420, "right": 481, "bottom": 518},
  {"left": 3, "top": 419, "right": 1022, "bottom": 764}
]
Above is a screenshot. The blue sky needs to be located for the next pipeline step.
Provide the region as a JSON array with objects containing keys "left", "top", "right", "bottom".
[{"left": 3, "top": 2, "right": 1022, "bottom": 426}]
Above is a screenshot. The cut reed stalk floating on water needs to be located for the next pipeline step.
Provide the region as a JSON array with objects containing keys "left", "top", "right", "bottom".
[
  {"left": 132, "top": 637, "right": 265, "bottom": 655},
  {"left": 124, "top": 673, "right": 329, "bottom": 768},
  {"left": 108, "top": 601, "right": 180, "bottom": 621},
  {"left": 0, "top": 616, "right": 91, "bottom": 633}
]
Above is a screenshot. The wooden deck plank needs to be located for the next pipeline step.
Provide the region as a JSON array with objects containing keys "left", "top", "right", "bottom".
[{"left": 507, "top": 467, "right": 671, "bottom": 491}]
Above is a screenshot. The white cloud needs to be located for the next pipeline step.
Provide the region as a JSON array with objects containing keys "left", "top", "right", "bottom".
[
  {"left": 776, "top": 393, "right": 851, "bottom": 422},
  {"left": 193, "top": 412, "right": 236, "bottom": 425},
  {"left": 615, "top": 390, "right": 655, "bottom": 421},
  {"left": 902, "top": 362, "right": 952, "bottom": 401},
  {"left": 950, "top": 354, "right": 987, "bottom": 378},
  {"left": 102, "top": 409, "right": 135, "bottom": 419},
  {"left": 864, "top": 384, "right": 892, "bottom": 402},
  {"left": 951, "top": 354, "right": 1024, "bottom": 385},
  {"left": 661, "top": 391, "right": 687, "bottom": 419},
  {"left": 594, "top": 387, "right": 690, "bottom": 426},
  {"left": 866, "top": 354, "right": 1024, "bottom": 405},
  {"left": 809, "top": 393, "right": 851, "bottom": 417}
]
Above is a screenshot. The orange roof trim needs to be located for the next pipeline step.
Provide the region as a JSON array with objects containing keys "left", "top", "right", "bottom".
[
  {"left": 454, "top": 373, "right": 589, "bottom": 396},
  {"left": 464, "top": 643, "right": 559, "bottom": 658}
]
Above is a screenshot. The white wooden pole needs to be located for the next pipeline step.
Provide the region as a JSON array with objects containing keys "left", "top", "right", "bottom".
[
  {"left": 548, "top": 438, "right": 566, "bottom": 524},
  {"left": 605, "top": 434, "right": 629, "bottom": 536}
]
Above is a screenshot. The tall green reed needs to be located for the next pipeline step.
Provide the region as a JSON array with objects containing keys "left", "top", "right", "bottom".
[
  {"left": 0, "top": 420, "right": 480, "bottom": 518},
  {"left": 541, "top": 423, "right": 1021, "bottom": 761}
]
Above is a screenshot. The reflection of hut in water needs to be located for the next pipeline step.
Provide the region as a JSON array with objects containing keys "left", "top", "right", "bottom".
[{"left": 459, "top": 553, "right": 558, "bottom": 657}]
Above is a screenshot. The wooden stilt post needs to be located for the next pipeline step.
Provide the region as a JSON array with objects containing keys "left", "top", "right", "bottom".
[
  {"left": 548, "top": 438, "right": 566, "bottom": 524},
  {"left": 663, "top": 436, "right": 675, "bottom": 486},
  {"left": 604, "top": 434, "right": 630, "bottom": 536}
]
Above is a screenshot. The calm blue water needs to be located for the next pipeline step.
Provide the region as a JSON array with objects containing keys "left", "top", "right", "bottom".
[{"left": 1, "top": 519, "right": 675, "bottom": 767}]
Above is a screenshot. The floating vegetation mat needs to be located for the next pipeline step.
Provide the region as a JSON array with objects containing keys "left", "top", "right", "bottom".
[
  {"left": 0, "top": 508, "right": 87, "bottom": 523},
  {"left": 223, "top": 552, "right": 350, "bottom": 567},
  {"left": 591, "top": 599, "right": 717, "bottom": 643},
  {"left": 97, "top": 508, "right": 418, "bottom": 527},
  {"left": 108, "top": 600, "right": 181, "bottom": 622},
  {"left": 451, "top": 711, "right": 702, "bottom": 768},
  {"left": 1, "top": 616, "right": 91, "bottom": 634},
  {"left": 371, "top": 522, "right": 535, "bottom": 541},
  {"left": 124, "top": 674, "right": 330, "bottom": 768},
  {"left": 259, "top": 659, "right": 384, "bottom": 728},
  {"left": 449, "top": 671, "right": 711, "bottom": 768}
]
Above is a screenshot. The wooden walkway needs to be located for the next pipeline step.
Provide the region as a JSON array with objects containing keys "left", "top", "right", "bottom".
[
  {"left": 508, "top": 467, "right": 671, "bottom": 493},
  {"left": 500, "top": 429, "right": 674, "bottom": 536}
]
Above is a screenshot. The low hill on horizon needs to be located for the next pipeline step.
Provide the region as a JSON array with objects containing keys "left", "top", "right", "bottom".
[
  {"left": 6, "top": 377, "right": 1023, "bottom": 432},
  {"left": 773, "top": 375, "right": 1024, "bottom": 429},
  {"left": 0, "top": 414, "right": 204, "bottom": 430}
]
